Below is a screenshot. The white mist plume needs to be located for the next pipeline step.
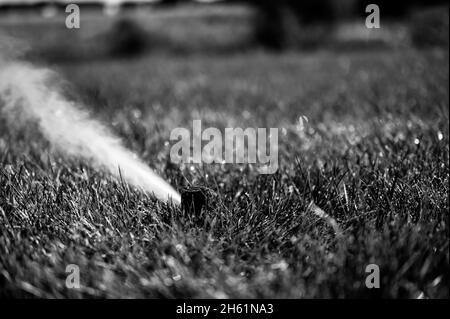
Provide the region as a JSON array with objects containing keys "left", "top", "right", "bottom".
[{"left": 0, "top": 55, "right": 181, "bottom": 205}]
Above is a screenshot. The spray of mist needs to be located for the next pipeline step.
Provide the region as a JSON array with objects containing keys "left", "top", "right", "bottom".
[{"left": 0, "top": 54, "right": 181, "bottom": 205}]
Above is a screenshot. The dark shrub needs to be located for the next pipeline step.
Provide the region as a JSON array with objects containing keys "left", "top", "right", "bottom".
[
  {"left": 108, "top": 18, "right": 150, "bottom": 57},
  {"left": 410, "top": 6, "right": 449, "bottom": 48},
  {"left": 251, "top": 0, "right": 343, "bottom": 50},
  {"left": 252, "top": 1, "right": 286, "bottom": 50}
]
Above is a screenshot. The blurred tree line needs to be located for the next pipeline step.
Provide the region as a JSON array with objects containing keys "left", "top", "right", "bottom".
[
  {"left": 247, "top": 0, "right": 449, "bottom": 49},
  {"left": 159, "top": 0, "right": 448, "bottom": 49}
]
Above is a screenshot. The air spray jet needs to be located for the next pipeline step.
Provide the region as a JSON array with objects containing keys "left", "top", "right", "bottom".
[{"left": 0, "top": 55, "right": 181, "bottom": 205}]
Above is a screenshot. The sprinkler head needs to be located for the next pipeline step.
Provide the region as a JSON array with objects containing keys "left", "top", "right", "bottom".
[{"left": 181, "top": 186, "right": 207, "bottom": 219}]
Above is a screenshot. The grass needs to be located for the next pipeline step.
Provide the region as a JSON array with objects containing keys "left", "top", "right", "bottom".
[{"left": 0, "top": 8, "right": 449, "bottom": 299}]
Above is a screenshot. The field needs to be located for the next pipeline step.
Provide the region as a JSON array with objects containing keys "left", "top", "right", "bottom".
[{"left": 0, "top": 5, "right": 449, "bottom": 298}]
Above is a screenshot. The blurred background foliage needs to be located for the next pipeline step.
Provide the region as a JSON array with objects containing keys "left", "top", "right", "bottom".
[{"left": 0, "top": 0, "right": 448, "bottom": 63}]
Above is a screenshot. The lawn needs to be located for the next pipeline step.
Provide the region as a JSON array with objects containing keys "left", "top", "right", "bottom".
[{"left": 0, "top": 7, "right": 448, "bottom": 298}]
